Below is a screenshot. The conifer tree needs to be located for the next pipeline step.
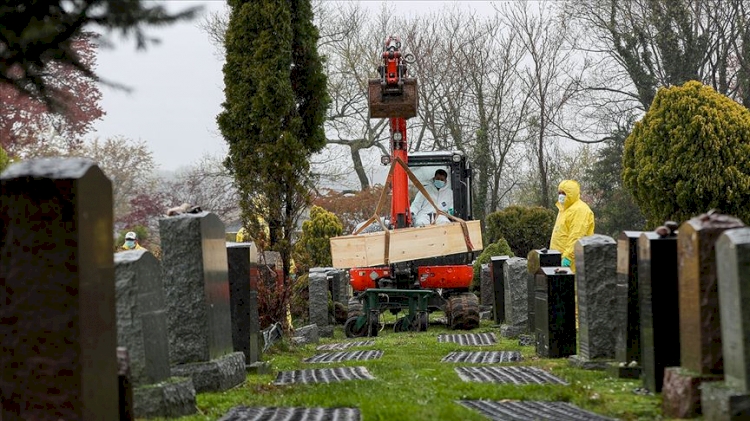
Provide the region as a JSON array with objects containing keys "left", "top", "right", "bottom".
[{"left": 219, "top": 0, "right": 329, "bottom": 285}]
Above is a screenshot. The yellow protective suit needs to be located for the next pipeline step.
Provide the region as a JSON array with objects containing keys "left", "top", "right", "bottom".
[{"left": 549, "top": 180, "right": 595, "bottom": 273}]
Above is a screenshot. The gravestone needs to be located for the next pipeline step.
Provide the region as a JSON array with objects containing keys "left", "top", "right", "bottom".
[
  {"left": 569, "top": 235, "right": 617, "bottom": 370},
  {"left": 0, "top": 158, "right": 118, "bottom": 419},
  {"left": 500, "top": 257, "right": 529, "bottom": 339},
  {"left": 527, "top": 249, "right": 562, "bottom": 334},
  {"left": 535, "top": 266, "right": 577, "bottom": 358},
  {"left": 638, "top": 229, "right": 680, "bottom": 393},
  {"left": 607, "top": 231, "right": 644, "bottom": 379},
  {"left": 490, "top": 255, "right": 509, "bottom": 324},
  {"left": 115, "top": 250, "right": 197, "bottom": 418},
  {"left": 160, "top": 212, "right": 246, "bottom": 393},
  {"left": 309, "top": 267, "right": 334, "bottom": 338},
  {"left": 480, "top": 263, "right": 493, "bottom": 307},
  {"left": 328, "top": 268, "right": 349, "bottom": 306},
  {"left": 702, "top": 227, "right": 750, "bottom": 420},
  {"left": 227, "top": 242, "right": 263, "bottom": 366},
  {"left": 663, "top": 213, "right": 744, "bottom": 418}
]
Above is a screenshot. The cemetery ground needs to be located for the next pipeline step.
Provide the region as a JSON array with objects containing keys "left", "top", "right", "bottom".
[{"left": 155, "top": 313, "right": 664, "bottom": 421}]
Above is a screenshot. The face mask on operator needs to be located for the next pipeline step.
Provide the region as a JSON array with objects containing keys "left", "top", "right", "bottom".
[
  {"left": 558, "top": 194, "right": 566, "bottom": 205},
  {"left": 125, "top": 240, "right": 136, "bottom": 249},
  {"left": 434, "top": 180, "right": 446, "bottom": 189}
]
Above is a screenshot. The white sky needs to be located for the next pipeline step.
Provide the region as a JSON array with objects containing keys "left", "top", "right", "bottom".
[{"left": 89, "top": 1, "right": 497, "bottom": 172}]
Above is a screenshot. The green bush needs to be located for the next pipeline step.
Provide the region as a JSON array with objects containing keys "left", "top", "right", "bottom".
[
  {"left": 485, "top": 205, "right": 556, "bottom": 258},
  {"left": 0, "top": 147, "right": 8, "bottom": 173},
  {"left": 293, "top": 205, "right": 344, "bottom": 273},
  {"left": 623, "top": 81, "right": 750, "bottom": 226},
  {"left": 472, "top": 238, "right": 514, "bottom": 290}
]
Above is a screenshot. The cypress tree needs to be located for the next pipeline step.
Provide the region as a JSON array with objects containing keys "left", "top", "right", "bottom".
[{"left": 219, "top": 0, "right": 329, "bottom": 285}]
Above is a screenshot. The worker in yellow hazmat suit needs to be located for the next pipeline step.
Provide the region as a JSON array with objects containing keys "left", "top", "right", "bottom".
[{"left": 550, "top": 179, "right": 595, "bottom": 273}]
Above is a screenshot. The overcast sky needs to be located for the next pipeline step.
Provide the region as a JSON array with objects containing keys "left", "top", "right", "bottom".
[{"left": 89, "top": 1, "right": 495, "bottom": 172}]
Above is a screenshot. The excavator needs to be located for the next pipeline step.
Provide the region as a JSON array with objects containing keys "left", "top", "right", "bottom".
[{"left": 342, "top": 36, "right": 481, "bottom": 337}]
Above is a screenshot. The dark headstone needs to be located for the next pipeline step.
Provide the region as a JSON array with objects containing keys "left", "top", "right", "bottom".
[
  {"left": 490, "top": 255, "right": 509, "bottom": 324},
  {"left": 611, "top": 231, "right": 644, "bottom": 377},
  {"left": 678, "top": 213, "right": 744, "bottom": 375},
  {"left": 227, "top": 242, "right": 260, "bottom": 365},
  {"left": 160, "top": 212, "right": 234, "bottom": 364},
  {"left": 527, "top": 249, "right": 561, "bottom": 334},
  {"left": 535, "top": 267, "right": 577, "bottom": 358},
  {"left": 574, "top": 235, "right": 617, "bottom": 362},
  {"left": 701, "top": 228, "right": 750, "bottom": 420},
  {"left": 638, "top": 231, "right": 680, "bottom": 393},
  {"left": 118, "top": 348, "right": 134, "bottom": 421},
  {"left": 500, "top": 257, "right": 529, "bottom": 338},
  {"left": 115, "top": 250, "right": 170, "bottom": 386},
  {"left": 527, "top": 248, "right": 562, "bottom": 274},
  {"left": 309, "top": 267, "right": 332, "bottom": 335},
  {"left": 0, "top": 158, "right": 118, "bottom": 419}
]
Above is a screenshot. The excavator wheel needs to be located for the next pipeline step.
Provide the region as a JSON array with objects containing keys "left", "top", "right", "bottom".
[
  {"left": 347, "top": 297, "right": 363, "bottom": 320},
  {"left": 446, "top": 293, "right": 480, "bottom": 330}
]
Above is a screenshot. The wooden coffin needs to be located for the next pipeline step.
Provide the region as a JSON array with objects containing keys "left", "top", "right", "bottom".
[{"left": 330, "top": 220, "right": 483, "bottom": 268}]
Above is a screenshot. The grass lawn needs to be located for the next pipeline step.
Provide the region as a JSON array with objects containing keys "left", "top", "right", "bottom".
[{"left": 151, "top": 313, "right": 669, "bottom": 421}]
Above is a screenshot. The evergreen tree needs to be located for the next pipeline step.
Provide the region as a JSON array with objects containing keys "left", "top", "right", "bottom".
[
  {"left": 623, "top": 81, "right": 750, "bottom": 226},
  {"left": 219, "top": 0, "right": 329, "bottom": 287}
]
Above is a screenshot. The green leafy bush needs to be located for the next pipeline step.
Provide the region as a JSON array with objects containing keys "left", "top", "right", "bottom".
[
  {"left": 485, "top": 205, "right": 556, "bottom": 258},
  {"left": 472, "top": 238, "right": 514, "bottom": 290},
  {"left": 0, "top": 147, "right": 8, "bottom": 173},
  {"left": 624, "top": 81, "right": 750, "bottom": 226},
  {"left": 293, "top": 205, "right": 344, "bottom": 273}
]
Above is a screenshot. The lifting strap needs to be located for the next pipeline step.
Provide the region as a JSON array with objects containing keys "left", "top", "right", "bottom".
[{"left": 352, "top": 157, "right": 475, "bottom": 264}]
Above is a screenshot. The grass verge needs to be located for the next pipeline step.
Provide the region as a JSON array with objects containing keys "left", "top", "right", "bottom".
[{"left": 149, "top": 314, "right": 665, "bottom": 421}]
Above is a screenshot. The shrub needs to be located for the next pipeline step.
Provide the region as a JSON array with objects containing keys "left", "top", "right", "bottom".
[
  {"left": 472, "top": 238, "right": 514, "bottom": 290},
  {"left": 293, "top": 205, "right": 343, "bottom": 274},
  {"left": 623, "top": 81, "right": 750, "bottom": 226},
  {"left": 485, "top": 205, "right": 556, "bottom": 258}
]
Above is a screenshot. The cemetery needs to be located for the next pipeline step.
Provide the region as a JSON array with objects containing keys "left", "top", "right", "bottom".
[{"left": 7, "top": 157, "right": 750, "bottom": 420}]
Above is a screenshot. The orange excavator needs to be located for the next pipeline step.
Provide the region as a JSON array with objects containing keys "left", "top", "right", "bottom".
[{"left": 343, "top": 36, "right": 481, "bottom": 337}]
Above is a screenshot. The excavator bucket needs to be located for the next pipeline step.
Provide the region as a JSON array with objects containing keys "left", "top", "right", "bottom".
[{"left": 368, "top": 78, "right": 419, "bottom": 119}]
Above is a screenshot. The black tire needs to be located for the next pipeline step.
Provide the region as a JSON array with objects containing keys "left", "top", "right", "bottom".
[
  {"left": 348, "top": 297, "right": 363, "bottom": 320},
  {"left": 344, "top": 316, "right": 367, "bottom": 338},
  {"left": 447, "top": 293, "right": 480, "bottom": 330}
]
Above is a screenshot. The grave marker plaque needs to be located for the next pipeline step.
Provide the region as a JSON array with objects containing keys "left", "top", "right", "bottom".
[
  {"left": 490, "top": 255, "right": 509, "bottom": 324},
  {"left": 0, "top": 158, "right": 118, "bottom": 419},
  {"left": 535, "top": 267, "right": 576, "bottom": 358},
  {"left": 638, "top": 231, "right": 680, "bottom": 393}
]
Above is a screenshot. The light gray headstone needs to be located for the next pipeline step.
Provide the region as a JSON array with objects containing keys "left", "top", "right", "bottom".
[
  {"left": 717, "top": 228, "right": 750, "bottom": 393},
  {"left": 575, "top": 234, "right": 618, "bottom": 360},
  {"left": 309, "top": 267, "right": 332, "bottom": 329},
  {"left": 159, "top": 212, "right": 233, "bottom": 364},
  {"left": 115, "top": 250, "right": 170, "bottom": 386},
  {"left": 502, "top": 257, "right": 530, "bottom": 336}
]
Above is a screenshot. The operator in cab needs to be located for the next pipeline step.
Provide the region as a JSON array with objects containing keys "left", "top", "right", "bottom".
[{"left": 411, "top": 169, "right": 453, "bottom": 227}]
